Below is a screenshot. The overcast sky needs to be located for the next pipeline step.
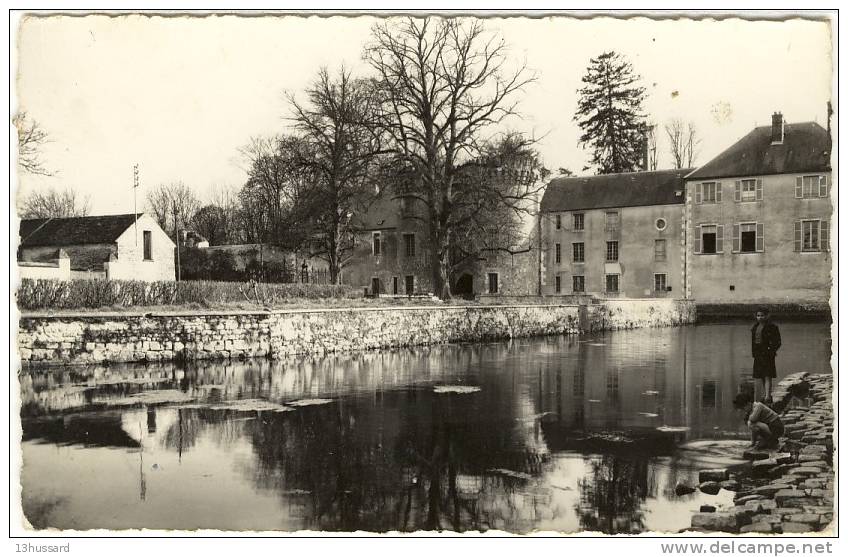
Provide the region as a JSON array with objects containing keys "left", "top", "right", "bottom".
[{"left": 14, "top": 14, "right": 832, "bottom": 215}]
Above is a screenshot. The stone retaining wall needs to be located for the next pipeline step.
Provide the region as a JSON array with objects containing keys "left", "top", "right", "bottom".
[
  {"left": 18, "top": 299, "right": 694, "bottom": 367},
  {"left": 689, "top": 373, "right": 834, "bottom": 534}
]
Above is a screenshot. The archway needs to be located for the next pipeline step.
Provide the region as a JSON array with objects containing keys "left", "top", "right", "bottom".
[{"left": 454, "top": 273, "right": 474, "bottom": 299}]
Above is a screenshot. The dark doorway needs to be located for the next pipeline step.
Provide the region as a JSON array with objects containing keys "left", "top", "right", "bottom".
[
  {"left": 371, "top": 277, "right": 381, "bottom": 296},
  {"left": 455, "top": 273, "right": 474, "bottom": 299},
  {"left": 404, "top": 275, "right": 414, "bottom": 296}
]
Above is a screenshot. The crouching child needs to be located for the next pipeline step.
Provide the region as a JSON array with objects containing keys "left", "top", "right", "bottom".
[{"left": 732, "top": 392, "right": 785, "bottom": 450}]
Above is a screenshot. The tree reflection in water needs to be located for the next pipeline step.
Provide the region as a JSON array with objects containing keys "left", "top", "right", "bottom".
[
  {"left": 576, "top": 454, "right": 651, "bottom": 534},
  {"left": 244, "top": 389, "right": 553, "bottom": 532}
]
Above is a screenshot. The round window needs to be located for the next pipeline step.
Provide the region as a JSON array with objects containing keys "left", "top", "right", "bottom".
[{"left": 656, "top": 218, "right": 667, "bottom": 231}]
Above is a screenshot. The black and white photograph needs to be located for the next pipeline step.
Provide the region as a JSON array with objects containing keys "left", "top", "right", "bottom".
[{"left": 7, "top": 6, "right": 837, "bottom": 543}]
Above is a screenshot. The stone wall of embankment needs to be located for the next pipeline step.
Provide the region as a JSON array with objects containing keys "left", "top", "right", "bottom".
[{"left": 17, "top": 298, "right": 694, "bottom": 367}]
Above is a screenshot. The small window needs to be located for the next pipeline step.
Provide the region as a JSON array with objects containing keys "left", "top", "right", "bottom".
[
  {"left": 606, "top": 241, "right": 619, "bottom": 262},
  {"left": 605, "top": 274, "right": 619, "bottom": 293},
  {"left": 405, "top": 275, "right": 414, "bottom": 296},
  {"left": 654, "top": 239, "right": 667, "bottom": 261},
  {"left": 392, "top": 276, "right": 399, "bottom": 295},
  {"left": 605, "top": 211, "right": 620, "bottom": 232},
  {"left": 573, "top": 242, "right": 585, "bottom": 263},
  {"left": 573, "top": 213, "right": 585, "bottom": 231},
  {"left": 701, "top": 225, "right": 717, "bottom": 254},
  {"left": 555, "top": 243, "right": 561, "bottom": 264},
  {"left": 572, "top": 275, "right": 585, "bottom": 293},
  {"left": 403, "top": 233, "right": 415, "bottom": 257},
  {"left": 488, "top": 273, "right": 499, "bottom": 294},
  {"left": 655, "top": 218, "right": 667, "bottom": 231},
  {"left": 556, "top": 214, "right": 562, "bottom": 230},
  {"left": 654, "top": 273, "right": 667, "bottom": 292},
  {"left": 741, "top": 179, "right": 757, "bottom": 202},
  {"left": 740, "top": 223, "right": 757, "bottom": 253},
  {"left": 372, "top": 232, "right": 382, "bottom": 256},
  {"left": 143, "top": 231, "right": 152, "bottom": 260},
  {"left": 555, "top": 275, "right": 561, "bottom": 294}
]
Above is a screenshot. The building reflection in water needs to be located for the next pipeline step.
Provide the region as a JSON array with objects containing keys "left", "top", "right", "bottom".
[{"left": 19, "top": 322, "right": 831, "bottom": 532}]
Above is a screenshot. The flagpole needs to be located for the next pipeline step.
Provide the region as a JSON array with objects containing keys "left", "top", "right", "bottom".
[{"left": 133, "top": 164, "right": 139, "bottom": 246}]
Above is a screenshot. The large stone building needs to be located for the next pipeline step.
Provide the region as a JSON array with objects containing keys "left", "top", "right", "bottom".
[
  {"left": 539, "top": 169, "right": 692, "bottom": 299},
  {"left": 345, "top": 187, "right": 538, "bottom": 298},
  {"left": 18, "top": 213, "right": 175, "bottom": 281},
  {"left": 684, "top": 114, "right": 832, "bottom": 304}
]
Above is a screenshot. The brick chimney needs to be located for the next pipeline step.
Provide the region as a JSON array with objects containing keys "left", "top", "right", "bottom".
[{"left": 771, "top": 112, "right": 784, "bottom": 144}]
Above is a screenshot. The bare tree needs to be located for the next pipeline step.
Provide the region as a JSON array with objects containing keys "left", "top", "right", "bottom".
[
  {"left": 665, "top": 119, "right": 700, "bottom": 169},
  {"left": 145, "top": 182, "right": 201, "bottom": 241},
  {"left": 18, "top": 186, "right": 90, "bottom": 218},
  {"left": 364, "top": 16, "right": 538, "bottom": 299},
  {"left": 238, "top": 135, "right": 314, "bottom": 247},
  {"left": 13, "top": 111, "right": 54, "bottom": 176},
  {"left": 684, "top": 122, "right": 700, "bottom": 168},
  {"left": 286, "top": 66, "right": 384, "bottom": 284},
  {"left": 646, "top": 124, "right": 659, "bottom": 170}
]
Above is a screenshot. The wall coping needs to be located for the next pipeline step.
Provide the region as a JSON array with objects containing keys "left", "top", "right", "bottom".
[{"left": 17, "top": 303, "right": 596, "bottom": 320}]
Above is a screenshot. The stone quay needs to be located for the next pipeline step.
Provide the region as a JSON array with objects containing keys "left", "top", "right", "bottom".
[{"left": 688, "top": 373, "right": 834, "bottom": 534}]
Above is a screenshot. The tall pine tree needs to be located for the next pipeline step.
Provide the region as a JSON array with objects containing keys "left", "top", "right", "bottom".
[{"left": 575, "top": 51, "right": 647, "bottom": 174}]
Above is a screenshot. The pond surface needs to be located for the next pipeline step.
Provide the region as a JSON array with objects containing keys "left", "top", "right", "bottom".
[{"left": 19, "top": 321, "right": 831, "bottom": 533}]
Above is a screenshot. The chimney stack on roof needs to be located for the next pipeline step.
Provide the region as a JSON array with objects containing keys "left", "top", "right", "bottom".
[{"left": 771, "top": 112, "right": 784, "bottom": 144}]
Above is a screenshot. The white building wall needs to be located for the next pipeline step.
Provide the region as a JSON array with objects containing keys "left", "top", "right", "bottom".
[{"left": 107, "top": 214, "right": 176, "bottom": 281}]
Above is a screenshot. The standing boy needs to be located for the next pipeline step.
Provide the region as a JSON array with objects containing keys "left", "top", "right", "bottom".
[{"left": 751, "top": 308, "right": 781, "bottom": 404}]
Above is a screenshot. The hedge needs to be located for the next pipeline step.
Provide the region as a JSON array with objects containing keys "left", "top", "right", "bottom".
[{"left": 16, "top": 278, "right": 361, "bottom": 310}]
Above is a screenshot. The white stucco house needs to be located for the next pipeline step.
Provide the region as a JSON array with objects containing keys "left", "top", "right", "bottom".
[{"left": 18, "top": 213, "right": 176, "bottom": 281}]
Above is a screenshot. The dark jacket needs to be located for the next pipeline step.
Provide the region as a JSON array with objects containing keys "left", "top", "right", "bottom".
[{"left": 751, "top": 320, "right": 781, "bottom": 357}]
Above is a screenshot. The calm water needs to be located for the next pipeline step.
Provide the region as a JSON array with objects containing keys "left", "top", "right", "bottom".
[{"left": 19, "top": 321, "right": 831, "bottom": 533}]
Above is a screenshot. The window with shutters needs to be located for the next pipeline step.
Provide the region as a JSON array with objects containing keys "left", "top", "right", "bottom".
[
  {"left": 572, "top": 275, "right": 585, "bottom": 293},
  {"left": 555, "top": 243, "right": 561, "bottom": 264},
  {"left": 697, "top": 224, "right": 723, "bottom": 254},
  {"left": 555, "top": 275, "right": 561, "bottom": 294},
  {"left": 573, "top": 213, "right": 584, "bottom": 231},
  {"left": 572, "top": 242, "right": 584, "bottom": 263},
  {"left": 556, "top": 214, "right": 562, "bottom": 230},
  {"left": 605, "top": 274, "right": 619, "bottom": 293},
  {"left": 654, "top": 239, "right": 667, "bottom": 261},
  {"left": 796, "top": 175, "right": 828, "bottom": 198},
  {"left": 654, "top": 273, "right": 667, "bottom": 292},
  {"left": 731, "top": 222, "right": 764, "bottom": 253},
  {"left": 606, "top": 241, "right": 619, "bottom": 262}
]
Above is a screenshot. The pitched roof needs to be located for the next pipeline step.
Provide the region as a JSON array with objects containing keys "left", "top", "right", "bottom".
[
  {"left": 688, "top": 122, "right": 831, "bottom": 180},
  {"left": 19, "top": 213, "right": 142, "bottom": 247},
  {"left": 540, "top": 168, "right": 693, "bottom": 213}
]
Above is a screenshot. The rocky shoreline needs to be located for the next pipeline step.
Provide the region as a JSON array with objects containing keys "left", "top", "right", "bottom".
[{"left": 687, "top": 373, "right": 834, "bottom": 534}]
